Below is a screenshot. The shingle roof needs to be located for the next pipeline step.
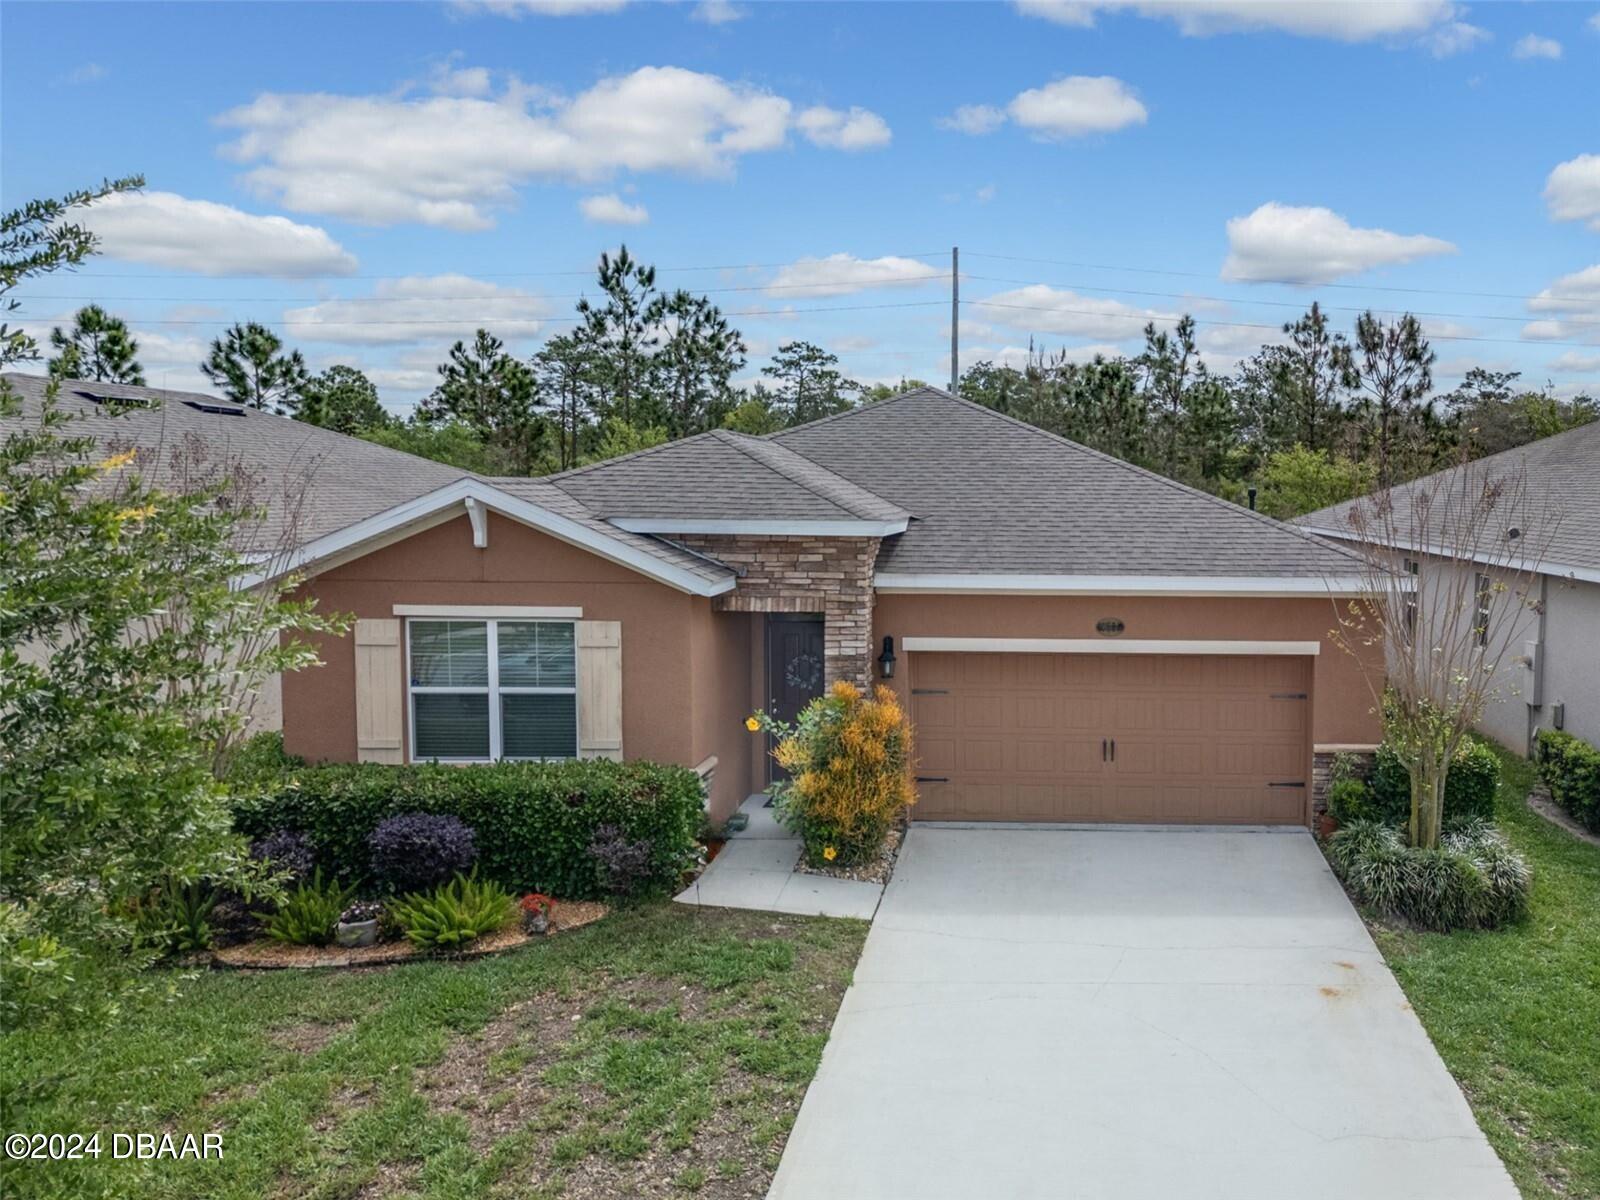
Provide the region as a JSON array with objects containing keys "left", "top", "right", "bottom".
[
  {"left": 538, "top": 428, "right": 910, "bottom": 523},
  {"left": 1296, "top": 418, "right": 1600, "bottom": 575},
  {"left": 770, "top": 387, "right": 1367, "bottom": 578}
]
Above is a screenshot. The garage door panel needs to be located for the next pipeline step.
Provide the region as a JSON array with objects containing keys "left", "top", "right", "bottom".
[{"left": 909, "top": 652, "right": 1310, "bottom": 825}]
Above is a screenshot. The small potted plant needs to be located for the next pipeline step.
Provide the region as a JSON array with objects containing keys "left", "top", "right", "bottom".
[
  {"left": 335, "top": 900, "right": 383, "bottom": 948},
  {"left": 519, "top": 893, "right": 554, "bottom": 935}
]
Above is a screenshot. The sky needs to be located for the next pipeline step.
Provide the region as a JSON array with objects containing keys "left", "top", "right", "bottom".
[{"left": 2, "top": 0, "right": 1597, "bottom": 415}]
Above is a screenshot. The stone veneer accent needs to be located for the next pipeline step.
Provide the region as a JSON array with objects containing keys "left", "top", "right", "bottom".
[
  {"left": 1311, "top": 745, "right": 1379, "bottom": 825},
  {"left": 674, "top": 534, "right": 881, "bottom": 689}
]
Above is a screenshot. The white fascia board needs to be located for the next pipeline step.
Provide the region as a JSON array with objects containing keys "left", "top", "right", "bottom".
[
  {"left": 609, "top": 517, "right": 909, "bottom": 537},
  {"left": 874, "top": 573, "right": 1378, "bottom": 596},
  {"left": 902, "top": 637, "right": 1321, "bottom": 656},
  {"left": 1300, "top": 526, "right": 1600, "bottom": 587},
  {"left": 239, "top": 479, "right": 736, "bottom": 596},
  {"left": 393, "top": 605, "right": 583, "bottom": 619}
]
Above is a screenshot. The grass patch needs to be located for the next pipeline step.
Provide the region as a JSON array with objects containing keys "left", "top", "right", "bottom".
[
  {"left": 1367, "top": 743, "right": 1600, "bottom": 1198},
  {"left": 0, "top": 905, "right": 866, "bottom": 1200}
]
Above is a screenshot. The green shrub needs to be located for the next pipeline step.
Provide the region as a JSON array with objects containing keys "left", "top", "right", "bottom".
[
  {"left": 1536, "top": 729, "right": 1600, "bottom": 833},
  {"left": 388, "top": 873, "right": 515, "bottom": 951},
  {"left": 1326, "top": 778, "right": 1379, "bottom": 824},
  {"left": 234, "top": 759, "right": 703, "bottom": 900},
  {"left": 258, "top": 870, "right": 355, "bottom": 946},
  {"left": 1369, "top": 738, "right": 1500, "bottom": 827},
  {"left": 225, "top": 730, "right": 305, "bottom": 788},
  {"left": 1325, "top": 818, "right": 1530, "bottom": 930},
  {"left": 138, "top": 878, "right": 218, "bottom": 954}
]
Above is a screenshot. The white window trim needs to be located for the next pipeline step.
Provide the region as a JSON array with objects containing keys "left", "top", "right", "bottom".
[
  {"left": 405, "top": 618, "right": 579, "bottom": 763},
  {"left": 900, "top": 637, "right": 1321, "bottom": 656},
  {"left": 394, "top": 605, "right": 582, "bottom": 619}
]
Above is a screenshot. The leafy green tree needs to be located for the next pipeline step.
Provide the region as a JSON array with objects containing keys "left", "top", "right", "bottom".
[
  {"left": 1441, "top": 369, "right": 1597, "bottom": 458},
  {"left": 532, "top": 332, "right": 599, "bottom": 470},
  {"left": 959, "top": 361, "right": 1028, "bottom": 413},
  {"left": 1255, "top": 444, "right": 1374, "bottom": 519},
  {"left": 418, "top": 329, "right": 548, "bottom": 475},
  {"left": 762, "top": 341, "right": 861, "bottom": 425},
  {"left": 647, "top": 289, "right": 746, "bottom": 438},
  {"left": 47, "top": 304, "right": 145, "bottom": 384},
  {"left": 200, "top": 322, "right": 309, "bottom": 413},
  {"left": 360, "top": 420, "right": 500, "bottom": 474},
  {"left": 862, "top": 378, "right": 930, "bottom": 403},
  {"left": 1280, "top": 302, "right": 1354, "bottom": 454},
  {"left": 1, "top": 176, "right": 144, "bottom": 368},
  {"left": 721, "top": 385, "right": 785, "bottom": 435},
  {"left": 1182, "top": 376, "right": 1240, "bottom": 488},
  {"left": 584, "top": 416, "right": 668, "bottom": 464},
  {"left": 577, "top": 245, "right": 659, "bottom": 428},
  {"left": 293, "top": 365, "right": 389, "bottom": 434},
  {"left": 1349, "top": 311, "right": 1434, "bottom": 487}
]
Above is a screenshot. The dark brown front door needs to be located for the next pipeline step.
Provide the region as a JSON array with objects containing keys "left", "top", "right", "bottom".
[{"left": 765, "top": 615, "right": 825, "bottom": 782}]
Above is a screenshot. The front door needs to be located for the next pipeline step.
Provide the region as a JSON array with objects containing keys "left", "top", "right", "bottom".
[{"left": 765, "top": 615, "right": 826, "bottom": 782}]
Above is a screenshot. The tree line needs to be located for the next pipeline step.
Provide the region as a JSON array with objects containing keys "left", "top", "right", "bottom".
[{"left": 44, "top": 251, "right": 1596, "bottom": 514}]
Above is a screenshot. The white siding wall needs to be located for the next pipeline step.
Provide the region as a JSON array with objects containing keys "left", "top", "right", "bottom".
[{"left": 1537, "top": 575, "right": 1600, "bottom": 749}]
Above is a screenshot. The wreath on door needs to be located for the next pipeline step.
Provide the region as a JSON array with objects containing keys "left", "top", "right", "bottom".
[{"left": 784, "top": 652, "right": 822, "bottom": 691}]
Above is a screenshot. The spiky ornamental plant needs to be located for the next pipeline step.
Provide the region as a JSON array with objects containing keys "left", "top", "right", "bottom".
[{"left": 1322, "top": 450, "right": 1559, "bottom": 849}]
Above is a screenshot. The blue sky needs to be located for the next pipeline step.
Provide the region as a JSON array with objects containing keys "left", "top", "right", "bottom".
[{"left": 3, "top": 0, "right": 1597, "bottom": 413}]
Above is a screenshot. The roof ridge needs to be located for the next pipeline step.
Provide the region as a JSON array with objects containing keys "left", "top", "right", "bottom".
[
  {"left": 718, "top": 430, "right": 906, "bottom": 520},
  {"left": 909, "top": 387, "right": 1373, "bottom": 569},
  {"left": 762, "top": 385, "right": 952, "bottom": 442},
  {"left": 541, "top": 428, "right": 725, "bottom": 486}
]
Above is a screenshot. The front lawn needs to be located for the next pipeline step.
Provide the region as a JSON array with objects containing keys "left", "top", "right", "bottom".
[
  {"left": 0, "top": 906, "right": 867, "bottom": 1200},
  {"left": 1368, "top": 744, "right": 1600, "bottom": 1199}
]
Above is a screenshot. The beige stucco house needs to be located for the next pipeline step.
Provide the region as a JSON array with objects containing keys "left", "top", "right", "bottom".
[{"left": 8, "top": 375, "right": 1383, "bottom": 827}]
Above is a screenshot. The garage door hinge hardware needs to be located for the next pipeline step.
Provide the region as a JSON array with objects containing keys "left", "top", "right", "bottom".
[
  {"left": 911, "top": 688, "right": 949, "bottom": 695},
  {"left": 1271, "top": 692, "right": 1309, "bottom": 700},
  {"left": 1268, "top": 781, "right": 1307, "bottom": 788},
  {"left": 915, "top": 776, "right": 950, "bottom": 783}
]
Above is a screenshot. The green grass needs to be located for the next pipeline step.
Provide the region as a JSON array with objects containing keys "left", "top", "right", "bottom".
[
  {"left": 1368, "top": 744, "right": 1600, "bottom": 1199},
  {"left": 0, "top": 905, "right": 867, "bottom": 1200}
]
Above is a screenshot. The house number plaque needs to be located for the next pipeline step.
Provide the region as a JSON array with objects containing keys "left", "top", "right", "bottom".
[{"left": 1095, "top": 618, "right": 1126, "bottom": 637}]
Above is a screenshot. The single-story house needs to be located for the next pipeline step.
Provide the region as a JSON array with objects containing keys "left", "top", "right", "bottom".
[
  {"left": 6, "top": 374, "right": 1381, "bottom": 825},
  {"left": 1298, "top": 419, "right": 1600, "bottom": 756}
]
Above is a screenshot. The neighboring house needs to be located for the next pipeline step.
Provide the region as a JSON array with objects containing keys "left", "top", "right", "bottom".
[
  {"left": 1298, "top": 419, "right": 1600, "bottom": 756},
  {"left": 5, "top": 375, "right": 1382, "bottom": 825}
]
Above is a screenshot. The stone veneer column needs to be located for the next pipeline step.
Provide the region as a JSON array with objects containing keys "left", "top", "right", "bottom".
[{"left": 673, "top": 534, "right": 880, "bottom": 690}]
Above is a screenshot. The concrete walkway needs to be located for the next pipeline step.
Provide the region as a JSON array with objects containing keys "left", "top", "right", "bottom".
[
  {"left": 769, "top": 825, "right": 1515, "bottom": 1200},
  {"left": 673, "top": 795, "right": 882, "bottom": 920}
]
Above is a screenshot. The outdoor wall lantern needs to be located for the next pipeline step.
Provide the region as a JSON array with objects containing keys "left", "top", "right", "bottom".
[{"left": 877, "top": 636, "right": 897, "bottom": 679}]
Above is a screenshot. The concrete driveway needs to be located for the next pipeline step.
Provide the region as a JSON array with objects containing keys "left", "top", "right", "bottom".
[{"left": 769, "top": 826, "right": 1515, "bottom": 1200}]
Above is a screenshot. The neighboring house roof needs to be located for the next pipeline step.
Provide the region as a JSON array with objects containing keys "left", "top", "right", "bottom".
[
  {"left": 1296, "top": 419, "right": 1600, "bottom": 584},
  {"left": 537, "top": 428, "right": 911, "bottom": 534},
  {"left": 769, "top": 387, "right": 1368, "bottom": 587}
]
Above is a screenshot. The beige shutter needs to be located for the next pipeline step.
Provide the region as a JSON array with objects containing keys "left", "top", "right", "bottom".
[
  {"left": 354, "top": 619, "right": 404, "bottom": 764},
  {"left": 576, "top": 620, "right": 623, "bottom": 760}
]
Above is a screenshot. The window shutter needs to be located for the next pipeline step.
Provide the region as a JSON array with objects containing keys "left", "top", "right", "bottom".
[
  {"left": 354, "top": 618, "right": 403, "bottom": 764},
  {"left": 576, "top": 620, "right": 623, "bottom": 761}
]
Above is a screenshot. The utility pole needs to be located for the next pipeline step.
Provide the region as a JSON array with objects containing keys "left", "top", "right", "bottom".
[{"left": 950, "top": 245, "right": 959, "bottom": 395}]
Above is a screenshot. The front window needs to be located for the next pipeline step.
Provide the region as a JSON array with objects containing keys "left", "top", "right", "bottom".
[{"left": 408, "top": 619, "right": 577, "bottom": 761}]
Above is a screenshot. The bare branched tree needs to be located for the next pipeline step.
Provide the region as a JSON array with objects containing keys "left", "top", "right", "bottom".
[{"left": 1323, "top": 452, "right": 1561, "bottom": 847}]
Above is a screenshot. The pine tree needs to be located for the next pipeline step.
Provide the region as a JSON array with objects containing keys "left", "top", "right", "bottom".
[
  {"left": 199, "top": 322, "right": 308, "bottom": 413},
  {"left": 1349, "top": 311, "right": 1435, "bottom": 487},
  {"left": 47, "top": 304, "right": 145, "bottom": 384},
  {"left": 419, "top": 329, "right": 546, "bottom": 475}
]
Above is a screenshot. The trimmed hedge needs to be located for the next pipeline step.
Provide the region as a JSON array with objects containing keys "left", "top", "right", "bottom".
[
  {"left": 1537, "top": 730, "right": 1600, "bottom": 833},
  {"left": 1369, "top": 738, "right": 1500, "bottom": 827},
  {"left": 233, "top": 760, "right": 704, "bottom": 900}
]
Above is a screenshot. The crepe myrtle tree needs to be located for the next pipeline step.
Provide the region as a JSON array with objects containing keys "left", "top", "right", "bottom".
[{"left": 1324, "top": 452, "right": 1559, "bottom": 849}]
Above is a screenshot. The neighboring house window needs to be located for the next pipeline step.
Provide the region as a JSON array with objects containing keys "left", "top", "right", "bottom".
[
  {"left": 407, "top": 619, "right": 577, "bottom": 761},
  {"left": 1402, "top": 558, "right": 1419, "bottom": 636},
  {"left": 1474, "top": 573, "right": 1492, "bottom": 649}
]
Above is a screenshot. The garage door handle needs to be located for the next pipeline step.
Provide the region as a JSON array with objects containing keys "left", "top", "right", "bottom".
[
  {"left": 911, "top": 688, "right": 949, "bottom": 695},
  {"left": 1110, "top": 738, "right": 1115, "bottom": 762},
  {"left": 1101, "top": 738, "right": 1107, "bottom": 762},
  {"left": 915, "top": 776, "right": 949, "bottom": 783},
  {"left": 1268, "top": 781, "right": 1306, "bottom": 788}
]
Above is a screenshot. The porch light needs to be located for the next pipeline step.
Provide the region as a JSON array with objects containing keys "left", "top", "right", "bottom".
[{"left": 877, "top": 636, "right": 897, "bottom": 679}]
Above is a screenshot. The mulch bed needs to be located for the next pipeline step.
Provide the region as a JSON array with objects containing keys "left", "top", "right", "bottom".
[
  {"left": 211, "top": 900, "right": 609, "bottom": 970},
  {"left": 793, "top": 821, "right": 903, "bottom": 885},
  {"left": 1526, "top": 783, "right": 1600, "bottom": 849}
]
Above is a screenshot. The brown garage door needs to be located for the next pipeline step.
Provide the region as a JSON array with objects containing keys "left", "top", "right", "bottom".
[{"left": 910, "top": 652, "right": 1311, "bottom": 824}]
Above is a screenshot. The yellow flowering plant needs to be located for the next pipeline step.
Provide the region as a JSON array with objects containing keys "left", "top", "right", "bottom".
[{"left": 750, "top": 681, "right": 915, "bottom": 868}]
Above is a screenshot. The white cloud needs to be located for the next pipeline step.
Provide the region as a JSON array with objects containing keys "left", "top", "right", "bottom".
[
  {"left": 972, "top": 284, "right": 1175, "bottom": 340},
  {"left": 937, "top": 104, "right": 1006, "bottom": 135},
  {"left": 1511, "top": 33, "right": 1562, "bottom": 60},
  {"left": 219, "top": 66, "right": 883, "bottom": 229},
  {"left": 1590, "top": 11, "right": 1600, "bottom": 34},
  {"left": 1551, "top": 351, "right": 1600, "bottom": 373},
  {"left": 796, "top": 105, "right": 892, "bottom": 151},
  {"left": 62, "top": 63, "right": 107, "bottom": 85},
  {"left": 579, "top": 192, "right": 649, "bottom": 224},
  {"left": 767, "top": 254, "right": 942, "bottom": 297},
  {"left": 429, "top": 63, "right": 494, "bottom": 97},
  {"left": 691, "top": 0, "right": 744, "bottom": 23},
  {"left": 1545, "top": 154, "right": 1600, "bottom": 231},
  {"left": 77, "top": 191, "right": 357, "bottom": 277},
  {"left": 281, "top": 275, "right": 548, "bottom": 345},
  {"left": 1014, "top": 0, "right": 1459, "bottom": 41},
  {"left": 454, "top": 0, "right": 628, "bottom": 14},
  {"left": 1007, "top": 76, "right": 1148, "bottom": 139},
  {"left": 1523, "top": 264, "right": 1600, "bottom": 345},
  {"left": 1423, "top": 21, "right": 1491, "bottom": 57},
  {"left": 1221, "top": 202, "right": 1457, "bottom": 284},
  {"left": 976, "top": 184, "right": 998, "bottom": 204}
]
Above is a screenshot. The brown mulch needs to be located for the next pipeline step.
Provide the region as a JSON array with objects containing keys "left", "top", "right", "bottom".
[
  {"left": 793, "top": 822, "right": 903, "bottom": 885},
  {"left": 211, "top": 900, "right": 608, "bottom": 970},
  {"left": 1526, "top": 784, "right": 1600, "bottom": 849}
]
